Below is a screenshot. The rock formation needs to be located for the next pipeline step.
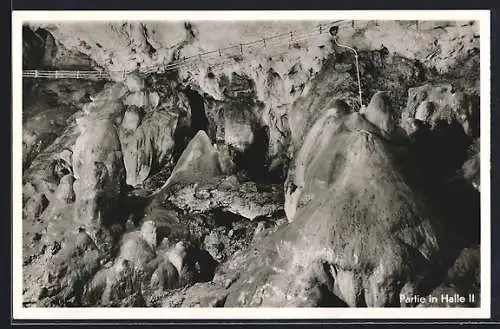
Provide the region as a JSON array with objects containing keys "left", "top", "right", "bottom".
[
  {"left": 360, "top": 91, "right": 396, "bottom": 137},
  {"left": 119, "top": 109, "right": 180, "bottom": 187},
  {"left": 224, "top": 98, "right": 443, "bottom": 307},
  {"left": 72, "top": 114, "right": 126, "bottom": 237},
  {"left": 402, "top": 83, "right": 479, "bottom": 138},
  {"left": 117, "top": 220, "right": 158, "bottom": 268},
  {"left": 153, "top": 130, "right": 222, "bottom": 194}
]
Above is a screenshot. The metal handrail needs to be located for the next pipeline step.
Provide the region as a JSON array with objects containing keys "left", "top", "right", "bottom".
[
  {"left": 23, "top": 20, "right": 353, "bottom": 81},
  {"left": 333, "top": 36, "right": 363, "bottom": 109}
]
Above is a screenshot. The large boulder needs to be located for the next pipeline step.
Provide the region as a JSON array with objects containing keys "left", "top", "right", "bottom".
[
  {"left": 285, "top": 48, "right": 423, "bottom": 153},
  {"left": 223, "top": 100, "right": 443, "bottom": 307}
]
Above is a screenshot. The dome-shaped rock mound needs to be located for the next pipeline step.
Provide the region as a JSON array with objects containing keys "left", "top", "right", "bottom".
[
  {"left": 224, "top": 100, "right": 444, "bottom": 307},
  {"left": 361, "top": 91, "right": 396, "bottom": 137}
]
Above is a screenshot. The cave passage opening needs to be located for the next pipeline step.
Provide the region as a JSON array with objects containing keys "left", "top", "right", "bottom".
[
  {"left": 184, "top": 86, "right": 210, "bottom": 138},
  {"left": 233, "top": 124, "right": 271, "bottom": 183},
  {"left": 170, "top": 86, "right": 211, "bottom": 164}
]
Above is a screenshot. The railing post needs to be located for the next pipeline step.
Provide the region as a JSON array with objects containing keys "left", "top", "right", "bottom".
[
  {"left": 55, "top": 71, "right": 58, "bottom": 79},
  {"left": 34, "top": 70, "right": 38, "bottom": 78},
  {"left": 218, "top": 48, "right": 222, "bottom": 56},
  {"left": 240, "top": 43, "right": 243, "bottom": 54},
  {"left": 263, "top": 38, "right": 266, "bottom": 47},
  {"left": 76, "top": 71, "right": 80, "bottom": 79}
]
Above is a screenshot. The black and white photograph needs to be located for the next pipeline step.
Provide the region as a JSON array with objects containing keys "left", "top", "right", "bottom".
[{"left": 12, "top": 10, "right": 490, "bottom": 318}]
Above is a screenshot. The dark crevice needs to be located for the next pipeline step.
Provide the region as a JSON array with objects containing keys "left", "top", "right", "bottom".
[
  {"left": 228, "top": 123, "right": 287, "bottom": 184},
  {"left": 402, "top": 120, "right": 478, "bottom": 269},
  {"left": 233, "top": 125, "right": 271, "bottom": 183},
  {"left": 186, "top": 247, "right": 219, "bottom": 283},
  {"left": 23, "top": 25, "right": 47, "bottom": 69},
  {"left": 315, "top": 262, "right": 349, "bottom": 307},
  {"left": 316, "top": 284, "right": 349, "bottom": 307},
  {"left": 170, "top": 86, "right": 210, "bottom": 164},
  {"left": 468, "top": 94, "right": 480, "bottom": 138},
  {"left": 184, "top": 86, "right": 210, "bottom": 137}
]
